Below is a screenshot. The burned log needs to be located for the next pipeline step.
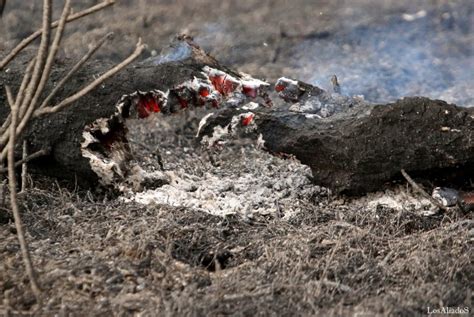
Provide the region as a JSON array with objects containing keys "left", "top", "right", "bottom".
[
  {"left": 198, "top": 79, "right": 474, "bottom": 194},
  {"left": 0, "top": 37, "right": 271, "bottom": 189},
  {"left": 2, "top": 36, "right": 473, "bottom": 195}
]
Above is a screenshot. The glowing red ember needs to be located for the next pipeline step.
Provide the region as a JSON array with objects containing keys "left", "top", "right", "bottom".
[
  {"left": 137, "top": 94, "right": 161, "bottom": 118},
  {"left": 210, "top": 75, "right": 237, "bottom": 95},
  {"left": 241, "top": 113, "right": 255, "bottom": 126},
  {"left": 275, "top": 84, "right": 285, "bottom": 92},
  {"left": 199, "top": 86, "right": 210, "bottom": 97},
  {"left": 242, "top": 85, "right": 258, "bottom": 98}
]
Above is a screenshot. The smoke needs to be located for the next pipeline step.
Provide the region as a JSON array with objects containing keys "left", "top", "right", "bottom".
[
  {"left": 291, "top": 5, "right": 473, "bottom": 106},
  {"left": 146, "top": 41, "right": 193, "bottom": 65}
]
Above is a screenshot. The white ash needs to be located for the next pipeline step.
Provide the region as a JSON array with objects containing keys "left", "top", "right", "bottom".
[
  {"left": 277, "top": 77, "right": 298, "bottom": 86},
  {"left": 288, "top": 97, "right": 349, "bottom": 118},
  {"left": 199, "top": 111, "right": 257, "bottom": 148},
  {"left": 358, "top": 187, "right": 438, "bottom": 215},
  {"left": 196, "top": 113, "right": 215, "bottom": 137},
  {"left": 289, "top": 100, "right": 321, "bottom": 113},
  {"left": 200, "top": 123, "right": 232, "bottom": 148},
  {"left": 241, "top": 102, "right": 260, "bottom": 110},
  {"left": 123, "top": 146, "right": 319, "bottom": 218},
  {"left": 256, "top": 133, "right": 265, "bottom": 149},
  {"left": 224, "top": 92, "right": 248, "bottom": 107},
  {"left": 203, "top": 66, "right": 269, "bottom": 89},
  {"left": 277, "top": 77, "right": 366, "bottom": 117}
]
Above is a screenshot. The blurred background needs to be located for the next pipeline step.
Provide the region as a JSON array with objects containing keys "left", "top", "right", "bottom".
[{"left": 1, "top": 0, "right": 472, "bottom": 105}]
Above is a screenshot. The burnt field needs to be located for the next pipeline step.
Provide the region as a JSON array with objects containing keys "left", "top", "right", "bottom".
[{"left": 0, "top": 1, "right": 473, "bottom": 316}]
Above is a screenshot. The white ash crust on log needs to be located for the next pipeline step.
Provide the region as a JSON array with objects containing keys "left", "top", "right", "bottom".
[
  {"left": 0, "top": 37, "right": 271, "bottom": 189},
  {"left": 199, "top": 96, "right": 474, "bottom": 194},
  {"left": 274, "top": 77, "right": 366, "bottom": 118}
]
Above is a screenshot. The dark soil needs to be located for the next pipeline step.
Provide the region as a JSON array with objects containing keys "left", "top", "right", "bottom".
[{"left": 0, "top": 1, "right": 473, "bottom": 316}]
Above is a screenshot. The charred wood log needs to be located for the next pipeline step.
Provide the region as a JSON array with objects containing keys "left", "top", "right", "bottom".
[
  {"left": 198, "top": 81, "right": 474, "bottom": 194},
  {"left": 0, "top": 37, "right": 271, "bottom": 189},
  {"left": 2, "top": 37, "right": 473, "bottom": 195}
]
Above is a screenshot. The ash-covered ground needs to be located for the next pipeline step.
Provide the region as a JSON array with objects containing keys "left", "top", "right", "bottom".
[
  {"left": 124, "top": 113, "right": 322, "bottom": 219},
  {"left": 0, "top": 1, "right": 473, "bottom": 316}
]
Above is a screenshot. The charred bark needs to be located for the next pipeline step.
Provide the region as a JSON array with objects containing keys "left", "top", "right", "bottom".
[{"left": 199, "top": 96, "right": 474, "bottom": 194}]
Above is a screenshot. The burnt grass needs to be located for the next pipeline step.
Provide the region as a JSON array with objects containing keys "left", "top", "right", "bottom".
[
  {"left": 1, "top": 115, "right": 472, "bottom": 316},
  {"left": 1, "top": 0, "right": 473, "bottom": 316},
  {"left": 0, "top": 176, "right": 472, "bottom": 316}
]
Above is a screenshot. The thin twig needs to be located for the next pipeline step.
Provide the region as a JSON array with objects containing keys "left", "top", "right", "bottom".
[
  {"left": 0, "top": 0, "right": 115, "bottom": 70},
  {"left": 20, "top": 141, "right": 28, "bottom": 192},
  {"left": 29, "top": 0, "right": 71, "bottom": 112},
  {"left": 6, "top": 85, "right": 42, "bottom": 298},
  {"left": 35, "top": 38, "right": 146, "bottom": 116},
  {"left": 5, "top": 85, "right": 15, "bottom": 108},
  {"left": 18, "top": 0, "right": 52, "bottom": 119},
  {"left": 39, "top": 32, "right": 114, "bottom": 109},
  {"left": 400, "top": 169, "right": 448, "bottom": 212},
  {"left": 0, "top": 149, "right": 49, "bottom": 173}
]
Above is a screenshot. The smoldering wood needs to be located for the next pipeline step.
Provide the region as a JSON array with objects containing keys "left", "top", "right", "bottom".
[
  {"left": 1, "top": 38, "right": 473, "bottom": 194},
  {"left": 0, "top": 39, "right": 230, "bottom": 185},
  {"left": 200, "top": 97, "right": 474, "bottom": 194}
]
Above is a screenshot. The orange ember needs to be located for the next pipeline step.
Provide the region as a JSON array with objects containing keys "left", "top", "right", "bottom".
[
  {"left": 137, "top": 95, "right": 161, "bottom": 118},
  {"left": 241, "top": 114, "right": 255, "bottom": 126},
  {"left": 199, "top": 87, "right": 210, "bottom": 97}
]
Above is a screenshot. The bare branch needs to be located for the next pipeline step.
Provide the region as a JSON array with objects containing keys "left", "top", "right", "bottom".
[
  {"left": 6, "top": 85, "right": 42, "bottom": 299},
  {"left": 39, "top": 32, "right": 114, "bottom": 110},
  {"left": 400, "top": 169, "right": 449, "bottom": 212},
  {"left": 0, "top": 149, "right": 49, "bottom": 174},
  {"left": 0, "top": 0, "right": 115, "bottom": 70},
  {"left": 36, "top": 38, "right": 146, "bottom": 116}
]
